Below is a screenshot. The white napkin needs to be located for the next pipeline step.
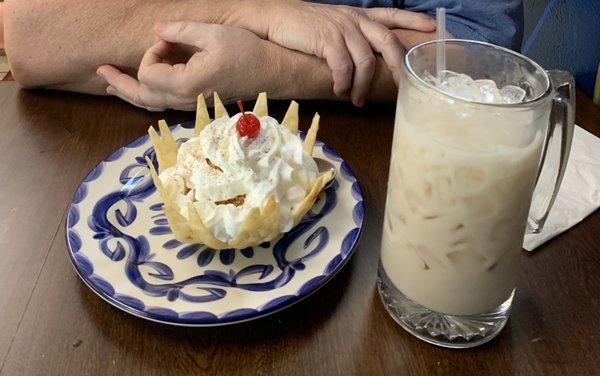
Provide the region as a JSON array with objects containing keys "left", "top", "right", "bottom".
[{"left": 524, "top": 125, "right": 600, "bottom": 251}]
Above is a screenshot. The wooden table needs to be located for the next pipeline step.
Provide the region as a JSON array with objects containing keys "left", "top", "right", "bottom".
[{"left": 0, "top": 82, "right": 598, "bottom": 375}]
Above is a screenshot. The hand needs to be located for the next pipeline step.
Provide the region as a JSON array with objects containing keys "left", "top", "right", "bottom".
[
  {"left": 254, "top": 3, "right": 435, "bottom": 106},
  {"left": 96, "top": 22, "right": 272, "bottom": 111}
]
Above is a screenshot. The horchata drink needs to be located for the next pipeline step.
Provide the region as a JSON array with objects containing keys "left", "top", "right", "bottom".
[
  {"left": 382, "top": 71, "right": 542, "bottom": 315},
  {"left": 377, "top": 40, "right": 574, "bottom": 348}
]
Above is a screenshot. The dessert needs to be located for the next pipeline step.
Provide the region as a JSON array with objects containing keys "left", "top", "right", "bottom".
[{"left": 146, "top": 92, "right": 333, "bottom": 249}]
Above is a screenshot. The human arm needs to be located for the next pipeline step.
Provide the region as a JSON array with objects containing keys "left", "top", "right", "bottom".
[
  {"left": 0, "top": 3, "right": 4, "bottom": 50},
  {"left": 3, "top": 0, "right": 243, "bottom": 94},
  {"left": 3, "top": 0, "right": 434, "bottom": 102},
  {"left": 96, "top": 22, "right": 403, "bottom": 111}
]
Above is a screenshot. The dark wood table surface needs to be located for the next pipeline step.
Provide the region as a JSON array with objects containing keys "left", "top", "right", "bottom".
[{"left": 0, "top": 81, "right": 598, "bottom": 375}]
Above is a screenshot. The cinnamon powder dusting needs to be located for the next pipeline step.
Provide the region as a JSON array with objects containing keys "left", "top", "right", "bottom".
[
  {"left": 215, "top": 194, "right": 246, "bottom": 207},
  {"left": 205, "top": 158, "right": 223, "bottom": 172}
]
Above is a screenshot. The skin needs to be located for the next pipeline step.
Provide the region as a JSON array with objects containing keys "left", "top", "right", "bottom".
[
  {"left": 4, "top": 0, "right": 237, "bottom": 93},
  {"left": 3, "top": 0, "right": 438, "bottom": 105},
  {"left": 243, "top": 2, "right": 436, "bottom": 105},
  {"left": 96, "top": 22, "right": 440, "bottom": 111},
  {"left": 0, "top": 4, "right": 4, "bottom": 50}
]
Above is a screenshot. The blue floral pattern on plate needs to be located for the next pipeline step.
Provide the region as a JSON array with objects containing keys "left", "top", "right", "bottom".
[{"left": 66, "top": 122, "right": 363, "bottom": 326}]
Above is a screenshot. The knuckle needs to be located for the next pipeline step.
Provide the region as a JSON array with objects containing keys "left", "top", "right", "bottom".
[
  {"left": 382, "top": 31, "right": 401, "bottom": 47},
  {"left": 328, "top": 32, "right": 345, "bottom": 45},
  {"left": 322, "top": 30, "right": 345, "bottom": 48},
  {"left": 334, "top": 62, "right": 354, "bottom": 76},
  {"left": 338, "top": 5, "right": 363, "bottom": 18},
  {"left": 344, "top": 8, "right": 361, "bottom": 20},
  {"left": 386, "top": 7, "right": 399, "bottom": 19},
  {"left": 321, "top": 22, "right": 340, "bottom": 38},
  {"left": 176, "top": 21, "right": 190, "bottom": 36},
  {"left": 416, "top": 13, "right": 433, "bottom": 25},
  {"left": 318, "top": 27, "right": 341, "bottom": 57},
  {"left": 357, "top": 55, "right": 376, "bottom": 70}
]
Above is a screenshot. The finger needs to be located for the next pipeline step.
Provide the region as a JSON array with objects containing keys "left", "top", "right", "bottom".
[
  {"left": 97, "top": 66, "right": 165, "bottom": 110},
  {"left": 97, "top": 65, "right": 144, "bottom": 98},
  {"left": 97, "top": 64, "right": 126, "bottom": 83},
  {"left": 342, "top": 27, "right": 376, "bottom": 106},
  {"left": 137, "top": 41, "right": 184, "bottom": 92},
  {"left": 357, "top": 19, "right": 404, "bottom": 84},
  {"left": 322, "top": 41, "right": 354, "bottom": 98},
  {"left": 140, "top": 40, "right": 172, "bottom": 68},
  {"left": 363, "top": 8, "right": 436, "bottom": 32},
  {"left": 154, "top": 21, "right": 222, "bottom": 49}
]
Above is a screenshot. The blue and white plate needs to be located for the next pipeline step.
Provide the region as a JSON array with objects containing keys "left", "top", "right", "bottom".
[{"left": 66, "top": 121, "right": 364, "bottom": 326}]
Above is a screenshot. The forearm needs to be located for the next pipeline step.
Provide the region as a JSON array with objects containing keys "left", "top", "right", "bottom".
[
  {"left": 265, "top": 41, "right": 396, "bottom": 102},
  {"left": 0, "top": 3, "right": 5, "bottom": 50},
  {"left": 3, "top": 0, "right": 240, "bottom": 93}
]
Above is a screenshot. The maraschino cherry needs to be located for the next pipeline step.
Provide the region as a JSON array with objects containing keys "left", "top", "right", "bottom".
[{"left": 236, "top": 100, "right": 261, "bottom": 138}]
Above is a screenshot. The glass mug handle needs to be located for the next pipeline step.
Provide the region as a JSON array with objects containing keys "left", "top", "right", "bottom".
[{"left": 527, "top": 70, "right": 575, "bottom": 234}]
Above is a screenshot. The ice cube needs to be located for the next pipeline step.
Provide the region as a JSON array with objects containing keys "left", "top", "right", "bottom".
[
  {"left": 439, "top": 69, "right": 462, "bottom": 82},
  {"left": 440, "top": 72, "right": 479, "bottom": 101},
  {"left": 444, "top": 72, "right": 473, "bottom": 89},
  {"left": 424, "top": 70, "right": 527, "bottom": 104},
  {"left": 473, "top": 79, "right": 501, "bottom": 103},
  {"left": 498, "top": 85, "right": 527, "bottom": 104},
  {"left": 423, "top": 70, "right": 464, "bottom": 88}
]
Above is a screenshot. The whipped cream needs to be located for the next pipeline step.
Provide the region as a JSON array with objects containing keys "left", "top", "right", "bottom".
[{"left": 159, "top": 113, "right": 318, "bottom": 242}]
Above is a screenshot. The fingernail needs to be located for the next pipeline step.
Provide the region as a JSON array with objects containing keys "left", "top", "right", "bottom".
[
  {"left": 106, "top": 86, "right": 115, "bottom": 95},
  {"left": 96, "top": 67, "right": 106, "bottom": 77}
]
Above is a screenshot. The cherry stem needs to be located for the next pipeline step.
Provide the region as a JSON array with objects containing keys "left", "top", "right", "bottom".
[{"left": 237, "top": 100, "right": 249, "bottom": 123}]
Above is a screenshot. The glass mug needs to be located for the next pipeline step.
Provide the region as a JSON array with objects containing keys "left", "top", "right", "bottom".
[{"left": 377, "top": 40, "right": 574, "bottom": 348}]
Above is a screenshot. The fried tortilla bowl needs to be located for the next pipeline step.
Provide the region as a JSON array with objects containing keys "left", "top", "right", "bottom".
[{"left": 146, "top": 92, "right": 334, "bottom": 250}]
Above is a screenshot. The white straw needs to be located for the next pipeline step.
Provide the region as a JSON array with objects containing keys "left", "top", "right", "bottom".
[{"left": 436, "top": 7, "right": 446, "bottom": 87}]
